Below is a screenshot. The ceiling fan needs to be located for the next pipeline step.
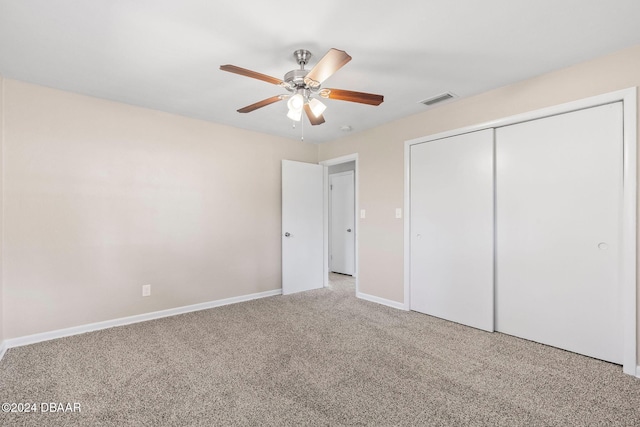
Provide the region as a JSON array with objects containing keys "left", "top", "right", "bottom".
[{"left": 220, "top": 48, "right": 384, "bottom": 126}]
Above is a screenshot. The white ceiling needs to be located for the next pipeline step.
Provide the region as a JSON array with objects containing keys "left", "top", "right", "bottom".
[{"left": 1, "top": 1, "right": 640, "bottom": 144}]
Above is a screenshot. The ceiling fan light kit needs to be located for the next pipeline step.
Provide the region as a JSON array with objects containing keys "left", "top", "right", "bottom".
[
  {"left": 220, "top": 48, "right": 384, "bottom": 129},
  {"left": 286, "top": 104, "right": 302, "bottom": 121},
  {"left": 287, "top": 92, "right": 304, "bottom": 110},
  {"left": 308, "top": 98, "right": 327, "bottom": 117}
]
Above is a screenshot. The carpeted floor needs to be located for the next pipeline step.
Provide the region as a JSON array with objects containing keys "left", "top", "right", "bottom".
[{"left": 1, "top": 274, "right": 639, "bottom": 426}]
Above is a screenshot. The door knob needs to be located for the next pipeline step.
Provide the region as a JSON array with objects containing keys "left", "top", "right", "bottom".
[
  {"left": 284, "top": 232, "right": 291, "bottom": 237},
  {"left": 347, "top": 229, "right": 352, "bottom": 232}
]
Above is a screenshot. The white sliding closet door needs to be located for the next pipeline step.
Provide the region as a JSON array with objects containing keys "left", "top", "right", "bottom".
[
  {"left": 496, "top": 103, "right": 623, "bottom": 364},
  {"left": 410, "top": 129, "right": 494, "bottom": 332}
]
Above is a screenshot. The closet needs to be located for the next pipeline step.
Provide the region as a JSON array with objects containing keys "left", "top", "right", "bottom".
[
  {"left": 409, "top": 101, "right": 626, "bottom": 365},
  {"left": 410, "top": 129, "right": 494, "bottom": 332}
]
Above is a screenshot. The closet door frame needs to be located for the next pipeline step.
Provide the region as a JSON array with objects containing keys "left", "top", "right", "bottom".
[{"left": 403, "top": 87, "right": 637, "bottom": 376}]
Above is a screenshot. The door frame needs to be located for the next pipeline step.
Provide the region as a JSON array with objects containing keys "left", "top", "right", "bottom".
[
  {"left": 403, "top": 87, "right": 637, "bottom": 376},
  {"left": 320, "top": 154, "right": 359, "bottom": 294},
  {"left": 329, "top": 170, "right": 356, "bottom": 275}
]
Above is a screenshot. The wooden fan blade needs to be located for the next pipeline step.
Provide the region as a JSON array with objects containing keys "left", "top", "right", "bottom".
[
  {"left": 303, "top": 104, "right": 326, "bottom": 126},
  {"left": 320, "top": 88, "right": 384, "bottom": 106},
  {"left": 237, "top": 95, "right": 284, "bottom": 113},
  {"left": 304, "top": 48, "right": 352, "bottom": 88},
  {"left": 220, "top": 64, "right": 284, "bottom": 86}
]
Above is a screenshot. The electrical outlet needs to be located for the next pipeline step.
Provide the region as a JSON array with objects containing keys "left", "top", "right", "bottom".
[
  {"left": 360, "top": 209, "right": 366, "bottom": 219},
  {"left": 142, "top": 284, "right": 151, "bottom": 297},
  {"left": 395, "top": 208, "right": 402, "bottom": 219}
]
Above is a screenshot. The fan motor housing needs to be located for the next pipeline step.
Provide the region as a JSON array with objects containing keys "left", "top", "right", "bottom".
[{"left": 284, "top": 69, "right": 308, "bottom": 89}]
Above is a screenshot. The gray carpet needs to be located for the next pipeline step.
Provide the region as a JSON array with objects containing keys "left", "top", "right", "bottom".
[{"left": 1, "top": 274, "right": 639, "bottom": 426}]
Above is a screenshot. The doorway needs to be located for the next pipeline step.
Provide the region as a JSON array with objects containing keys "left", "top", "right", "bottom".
[{"left": 320, "top": 154, "right": 359, "bottom": 293}]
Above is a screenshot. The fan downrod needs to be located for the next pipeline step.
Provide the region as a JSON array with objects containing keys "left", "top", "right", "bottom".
[
  {"left": 284, "top": 49, "right": 313, "bottom": 90},
  {"left": 293, "top": 49, "right": 312, "bottom": 68}
]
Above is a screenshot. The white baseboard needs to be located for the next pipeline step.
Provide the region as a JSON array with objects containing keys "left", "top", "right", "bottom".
[
  {"left": 0, "top": 341, "right": 7, "bottom": 361},
  {"left": 2, "top": 288, "right": 282, "bottom": 352},
  {"left": 636, "top": 365, "right": 640, "bottom": 379},
  {"left": 357, "top": 291, "right": 408, "bottom": 311}
]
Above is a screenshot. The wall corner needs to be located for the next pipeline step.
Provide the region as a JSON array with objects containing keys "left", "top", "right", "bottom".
[{"left": 0, "top": 74, "right": 5, "bottom": 347}]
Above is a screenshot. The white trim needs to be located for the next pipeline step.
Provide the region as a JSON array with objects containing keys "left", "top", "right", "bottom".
[
  {"left": 404, "top": 87, "right": 637, "bottom": 376},
  {"left": 3, "top": 289, "right": 281, "bottom": 350},
  {"left": 320, "top": 153, "right": 358, "bottom": 166},
  {"left": 403, "top": 140, "right": 411, "bottom": 310},
  {"left": 320, "top": 154, "right": 359, "bottom": 295},
  {"left": 357, "top": 292, "right": 408, "bottom": 311},
  {"left": 636, "top": 365, "right": 640, "bottom": 379},
  {"left": 621, "top": 88, "right": 637, "bottom": 376},
  {"left": 0, "top": 341, "right": 7, "bottom": 361}
]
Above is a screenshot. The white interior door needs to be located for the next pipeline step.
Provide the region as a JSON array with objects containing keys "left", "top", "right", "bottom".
[
  {"left": 410, "top": 129, "right": 494, "bottom": 332},
  {"left": 330, "top": 171, "right": 355, "bottom": 275},
  {"left": 496, "top": 102, "right": 623, "bottom": 364},
  {"left": 281, "top": 160, "right": 324, "bottom": 295}
]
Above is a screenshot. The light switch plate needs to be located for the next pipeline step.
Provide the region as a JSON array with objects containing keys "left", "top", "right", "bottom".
[{"left": 360, "top": 209, "right": 366, "bottom": 219}]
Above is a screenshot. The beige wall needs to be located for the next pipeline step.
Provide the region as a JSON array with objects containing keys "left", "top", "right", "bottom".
[
  {"left": 2, "top": 79, "right": 317, "bottom": 339},
  {"left": 318, "top": 44, "right": 640, "bottom": 352}
]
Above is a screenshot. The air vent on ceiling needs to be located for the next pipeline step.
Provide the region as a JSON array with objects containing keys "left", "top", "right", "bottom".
[{"left": 419, "top": 92, "right": 457, "bottom": 107}]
